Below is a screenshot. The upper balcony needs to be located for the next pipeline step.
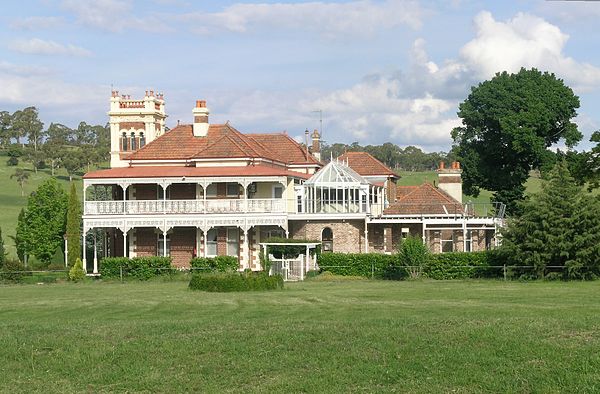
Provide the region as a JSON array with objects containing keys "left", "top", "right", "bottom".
[{"left": 84, "top": 198, "right": 285, "bottom": 215}]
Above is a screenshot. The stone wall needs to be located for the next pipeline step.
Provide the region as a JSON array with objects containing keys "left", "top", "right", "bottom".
[{"left": 289, "top": 220, "right": 365, "bottom": 253}]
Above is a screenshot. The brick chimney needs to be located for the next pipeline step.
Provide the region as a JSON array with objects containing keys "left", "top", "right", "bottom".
[
  {"left": 192, "top": 100, "right": 209, "bottom": 137},
  {"left": 437, "top": 161, "right": 462, "bottom": 203},
  {"left": 311, "top": 129, "right": 321, "bottom": 161}
]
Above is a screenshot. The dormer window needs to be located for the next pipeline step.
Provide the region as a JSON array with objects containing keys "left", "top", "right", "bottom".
[{"left": 139, "top": 132, "right": 146, "bottom": 148}]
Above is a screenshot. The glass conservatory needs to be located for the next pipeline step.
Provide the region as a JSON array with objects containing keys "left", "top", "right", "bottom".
[{"left": 297, "top": 160, "right": 384, "bottom": 214}]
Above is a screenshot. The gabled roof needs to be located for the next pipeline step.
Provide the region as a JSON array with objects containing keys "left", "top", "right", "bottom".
[
  {"left": 128, "top": 123, "right": 320, "bottom": 165},
  {"left": 384, "top": 183, "right": 463, "bottom": 215},
  {"left": 247, "top": 133, "right": 321, "bottom": 166},
  {"left": 305, "top": 160, "right": 369, "bottom": 186},
  {"left": 83, "top": 165, "right": 312, "bottom": 180},
  {"left": 337, "top": 151, "right": 398, "bottom": 178}
]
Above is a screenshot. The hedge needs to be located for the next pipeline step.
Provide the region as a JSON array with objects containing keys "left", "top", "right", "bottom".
[
  {"left": 425, "top": 251, "right": 494, "bottom": 279},
  {"left": 189, "top": 272, "right": 284, "bottom": 292},
  {"left": 318, "top": 253, "right": 400, "bottom": 278},
  {"left": 100, "top": 256, "right": 174, "bottom": 280},
  {"left": 318, "top": 251, "right": 504, "bottom": 280},
  {"left": 190, "top": 256, "right": 239, "bottom": 272}
]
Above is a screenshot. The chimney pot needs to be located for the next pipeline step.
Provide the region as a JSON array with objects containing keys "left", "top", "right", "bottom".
[{"left": 439, "top": 161, "right": 445, "bottom": 170}]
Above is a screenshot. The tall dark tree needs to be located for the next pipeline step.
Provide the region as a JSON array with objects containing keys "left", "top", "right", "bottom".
[
  {"left": 66, "top": 183, "right": 81, "bottom": 267},
  {"left": 502, "top": 160, "right": 600, "bottom": 279},
  {"left": 452, "top": 68, "right": 582, "bottom": 213},
  {"left": 18, "top": 179, "right": 68, "bottom": 266},
  {"left": 584, "top": 131, "right": 600, "bottom": 190},
  {"left": 0, "top": 227, "right": 6, "bottom": 268}
]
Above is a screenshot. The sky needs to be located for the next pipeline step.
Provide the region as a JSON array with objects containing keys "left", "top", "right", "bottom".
[{"left": 1, "top": 0, "right": 600, "bottom": 152}]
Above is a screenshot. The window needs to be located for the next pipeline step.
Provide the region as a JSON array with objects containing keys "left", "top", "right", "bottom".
[
  {"left": 121, "top": 132, "right": 128, "bottom": 151},
  {"left": 139, "top": 132, "right": 146, "bottom": 148},
  {"left": 227, "top": 183, "right": 239, "bottom": 197},
  {"left": 206, "top": 184, "right": 217, "bottom": 198},
  {"left": 206, "top": 229, "right": 217, "bottom": 256},
  {"left": 401, "top": 228, "right": 410, "bottom": 240},
  {"left": 441, "top": 230, "right": 454, "bottom": 253},
  {"left": 273, "top": 185, "right": 284, "bottom": 199},
  {"left": 465, "top": 230, "right": 473, "bottom": 252},
  {"left": 322, "top": 227, "right": 333, "bottom": 252},
  {"left": 227, "top": 228, "right": 239, "bottom": 257},
  {"left": 130, "top": 132, "right": 137, "bottom": 150},
  {"left": 157, "top": 233, "right": 170, "bottom": 256}
]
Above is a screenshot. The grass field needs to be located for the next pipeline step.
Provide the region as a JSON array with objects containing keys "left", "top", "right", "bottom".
[{"left": 1, "top": 279, "right": 599, "bottom": 392}]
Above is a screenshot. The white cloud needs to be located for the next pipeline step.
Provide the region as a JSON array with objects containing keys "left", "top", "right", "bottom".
[
  {"left": 10, "top": 16, "right": 65, "bottom": 30},
  {"left": 179, "top": 0, "right": 424, "bottom": 37},
  {"left": 459, "top": 11, "right": 600, "bottom": 91},
  {"left": 9, "top": 38, "right": 92, "bottom": 57},
  {"left": 61, "top": 0, "right": 171, "bottom": 33},
  {"left": 212, "top": 11, "right": 600, "bottom": 151}
]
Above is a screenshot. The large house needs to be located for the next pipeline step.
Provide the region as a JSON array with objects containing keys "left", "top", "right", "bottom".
[{"left": 81, "top": 92, "right": 505, "bottom": 273}]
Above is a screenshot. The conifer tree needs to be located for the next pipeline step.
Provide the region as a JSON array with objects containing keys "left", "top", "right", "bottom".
[
  {"left": 66, "top": 182, "right": 81, "bottom": 268},
  {"left": 502, "top": 160, "right": 600, "bottom": 278},
  {"left": 0, "top": 227, "right": 5, "bottom": 268}
]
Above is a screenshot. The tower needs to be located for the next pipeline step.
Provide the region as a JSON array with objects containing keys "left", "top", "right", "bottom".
[{"left": 108, "top": 90, "right": 167, "bottom": 168}]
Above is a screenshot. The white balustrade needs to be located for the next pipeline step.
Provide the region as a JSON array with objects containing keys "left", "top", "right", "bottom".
[{"left": 84, "top": 198, "right": 285, "bottom": 215}]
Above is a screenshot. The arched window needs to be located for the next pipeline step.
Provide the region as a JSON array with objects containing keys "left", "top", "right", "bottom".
[
  {"left": 130, "top": 131, "right": 137, "bottom": 151},
  {"left": 322, "top": 227, "right": 333, "bottom": 252},
  {"left": 139, "top": 132, "right": 146, "bottom": 148},
  {"left": 121, "top": 132, "right": 128, "bottom": 151}
]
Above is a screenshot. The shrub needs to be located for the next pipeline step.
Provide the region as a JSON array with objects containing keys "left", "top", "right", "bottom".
[
  {"left": 190, "top": 256, "right": 239, "bottom": 272},
  {"left": 189, "top": 271, "right": 284, "bottom": 292},
  {"left": 309, "top": 271, "right": 366, "bottom": 281},
  {"left": 1, "top": 259, "right": 30, "bottom": 283},
  {"left": 395, "top": 236, "right": 430, "bottom": 279},
  {"left": 100, "top": 256, "right": 174, "bottom": 280},
  {"left": 6, "top": 156, "right": 18, "bottom": 166},
  {"left": 69, "top": 258, "right": 86, "bottom": 282},
  {"left": 318, "top": 253, "right": 399, "bottom": 278},
  {"left": 424, "top": 251, "right": 492, "bottom": 279}
]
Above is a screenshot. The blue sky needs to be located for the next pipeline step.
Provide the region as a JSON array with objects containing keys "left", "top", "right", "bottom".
[{"left": 1, "top": 0, "right": 599, "bottom": 152}]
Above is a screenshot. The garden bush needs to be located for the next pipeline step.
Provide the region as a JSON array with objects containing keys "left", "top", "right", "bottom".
[
  {"left": 190, "top": 256, "right": 239, "bottom": 272},
  {"left": 69, "top": 258, "right": 86, "bottom": 282},
  {"left": 318, "top": 253, "right": 399, "bottom": 279},
  {"left": 100, "top": 256, "right": 174, "bottom": 280},
  {"left": 424, "top": 251, "right": 493, "bottom": 279},
  {"left": 189, "top": 271, "right": 284, "bottom": 292},
  {"left": 0, "top": 259, "right": 31, "bottom": 283},
  {"left": 395, "top": 236, "right": 430, "bottom": 279}
]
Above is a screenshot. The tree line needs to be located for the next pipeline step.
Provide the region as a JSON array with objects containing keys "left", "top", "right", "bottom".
[
  {"left": 1, "top": 106, "right": 110, "bottom": 180},
  {"left": 321, "top": 142, "right": 455, "bottom": 171}
]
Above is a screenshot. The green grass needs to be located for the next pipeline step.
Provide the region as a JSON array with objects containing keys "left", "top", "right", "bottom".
[{"left": 1, "top": 280, "right": 599, "bottom": 392}]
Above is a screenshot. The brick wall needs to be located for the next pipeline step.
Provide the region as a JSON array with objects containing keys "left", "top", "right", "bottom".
[
  {"left": 135, "top": 228, "right": 157, "bottom": 257},
  {"left": 170, "top": 227, "right": 195, "bottom": 268},
  {"left": 289, "top": 220, "right": 365, "bottom": 253}
]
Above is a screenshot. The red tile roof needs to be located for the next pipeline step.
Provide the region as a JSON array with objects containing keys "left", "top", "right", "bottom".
[
  {"left": 128, "top": 123, "right": 320, "bottom": 165},
  {"left": 83, "top": 165, "right": 312, "bottom": 180},
  {"left": 337, "top": 152, "right": 398, "bottom": 178},
  {"left": 384, "top": 183, "right": 463, "bottom": 215}
]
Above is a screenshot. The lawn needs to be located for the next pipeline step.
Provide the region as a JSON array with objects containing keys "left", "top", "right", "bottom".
[{"left": 1, "top": 280, "right": 599, "bottom": 392}]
